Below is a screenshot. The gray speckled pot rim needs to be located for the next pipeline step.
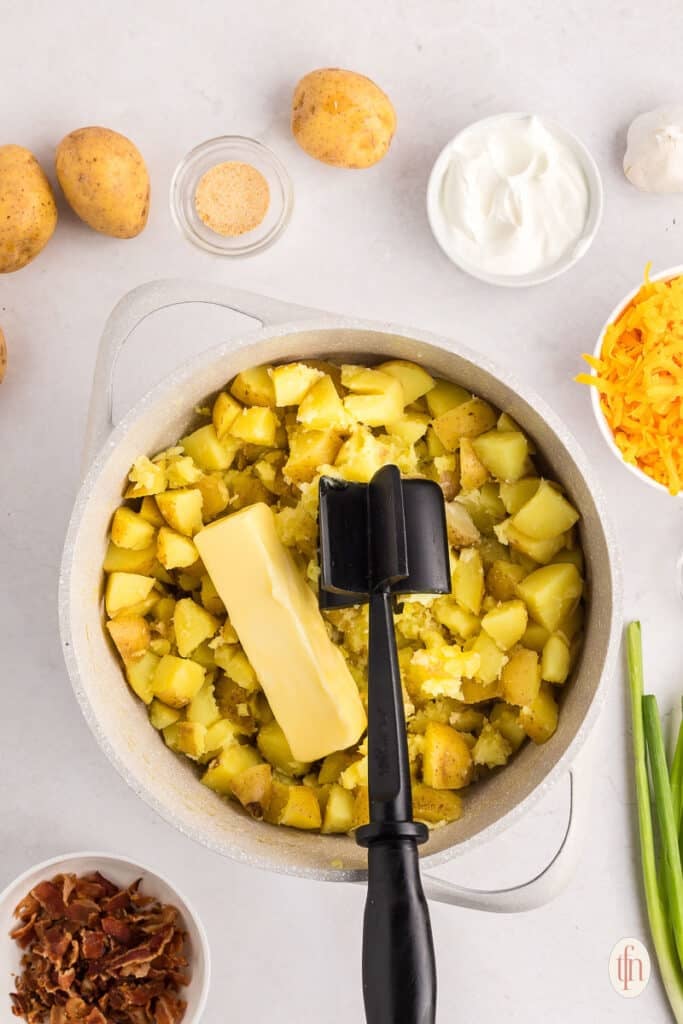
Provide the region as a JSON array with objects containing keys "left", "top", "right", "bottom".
[{"left": 58, "top": 305, "right": 622, "bottom": 884}]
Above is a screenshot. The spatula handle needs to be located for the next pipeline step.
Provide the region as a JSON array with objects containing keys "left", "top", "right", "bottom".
[{"left": 362, "top": 837, "right": 436, "bottom": 1024}]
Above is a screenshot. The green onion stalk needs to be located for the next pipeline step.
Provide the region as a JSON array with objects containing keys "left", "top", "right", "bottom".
[{"left": 626, "top": 622, "right": 683, "bottom": 1020}]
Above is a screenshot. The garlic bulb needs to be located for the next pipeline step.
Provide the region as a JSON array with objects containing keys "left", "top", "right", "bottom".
[{"left": 624, "top": 105, "right": 683, "bottom": 193}]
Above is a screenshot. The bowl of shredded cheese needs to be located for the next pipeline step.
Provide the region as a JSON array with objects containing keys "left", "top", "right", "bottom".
[{"left": 577, "top": 264, "right": 683, "bottom": 496}]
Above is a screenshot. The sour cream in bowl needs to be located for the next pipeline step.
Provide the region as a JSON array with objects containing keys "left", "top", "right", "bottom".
[{"left": 427, "top": 113, "right": 603, "bottom": 287}]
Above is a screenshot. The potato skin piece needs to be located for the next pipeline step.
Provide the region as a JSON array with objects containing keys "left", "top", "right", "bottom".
[
  {"left": 0, "top": 146, "right": 57, "bottom": 272},
  {"left": 291, "top": 68, "right": 396, "bottom": 169},
  {"left": 55, "top": 127, "right": 150, "bottom": 238}
]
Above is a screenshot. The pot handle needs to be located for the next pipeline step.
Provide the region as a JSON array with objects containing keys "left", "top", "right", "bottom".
[
  {"left": 422, "top": 736, "right": 594, "bottom": 913},
  {"left": 83, "top": 278, "right": 323, "bottom": 469}
]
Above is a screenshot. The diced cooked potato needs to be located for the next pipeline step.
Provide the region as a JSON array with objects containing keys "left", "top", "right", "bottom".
[
  {"left": 557, "top": 602, "right": 584, "bottom": 642},
  {"left": 352, "top": 785, "right": 371, "bottom": 829},
  {"left": 499, "top": 477, "right": 540, "bottom": 515},
  {"left": 321, "top": 783, "right": 355, "bottom": 833},
  {"left": 229, "top": 762, "right": 272, "bottom": 815},
  {"left": 425, "top": 426, "right": 446, "bottom": 457},
  {"left": 173, "top": 721, "right": 206, "bottom": 759},
  {"left": 230, "top": 366, "right": 276, "bottom": 407},
  {"left": 318, "top": 750, "right": 355, "bottom": 785},
  {"left": 201, "top": 743, "right": 263, "bottom": 794},
  {"left": 125, "top": 650, "right": 160, "bottom": 704},
  {"left": 106, "top": 614, "right": 150, "bottom": 662},
  {"left": 138, "top": 496, "right": 164, "bottom": 527},
  {"left": 387, "top": 411, "right": 430, "bottom": 444},
  {"left": 468, "top": 631, "right": 507, "bottom": 685},
  {"left": 152, "top": 654, "right": 205, "bottom": 707},
  {"left": 180, "top": 424, "right": 239, "bottom": 471},
  {"left": 489, "top": 703, "right": 526, "bottom": 750},
  {"left": 541, "top": 633, "right": 571, "bottom": 684},
  {"left": 201, "top": 718, "right": 240, "bottom": 762},
  {"left": 221, "top": 649, "right": 259, "bottom": 692},
  {"left": 200, "top": 574, "right": 225, "bottom": 616},
  {"left": 551, "top": 546, "right": 584, "bottom": 573},
  {"left": 472, "top": 723, "right": 512, "bottom": 767},
  {"left": 433, "top": 600, "right": 480, "bottom": 641},
  {"left": 266, "top": 779, "right": 322, "bottom": 829},
  {"left": 186, "top": 679, "right": 221, "bottom": 727},
  {"left": 173, "top": 598, "right": 219, "bottom": 657},
  {"left": 270, "top": 362, "right": 323, "bottom": 406},
  {"left": 486, "top": 561, "right": 526, "bottom": 601},
  {"left": 378, "top": 360, "right": 434, "bottom": 404},
  {"left": 452, "top": 548, "right": 484, "bottom": 615},
  {"left": 481, "top": 600, "right": 528, "bottom": 650},
  {"left": 103, "top": 541, "right": 157, "bottom": 575},
  {"left": 156, "top": 488, "right": 203, "bottom": 536},
  {"left": 501, "top": 648, "right": 540, "bottom": 706},
  {"left": 460, "top": 676, "right": 502, "bottom": 703},
  {"left": 111, "top": 508, "right": 156, "bottom": 551},
  {"left": 285, "top": 427, "right": 343, "bottom": 483},
  {"left": 156, "top": 527, "right": 199, "bottom": 570},
  {"left": 426, "top": 379, "right": 470, "bottom": 418},
  {"left": 212, "top": 391, "right": 243, "bottom": 438},
  {"left": 297, "top": 374, "right": 354, "bottom": 431},
  {"left": 522, "top": 622, "right": 551, "bottom": 652},
  {"left": 224, "top": 469, "right": 272, "bottom": 510},
  {"left": 459, "top": 437, "right": 490, "bottom": 491},
  {"left": 105, "top": 572, "right": 155, "bottom": 617},
  {"left": 472, "top": 430, "right": 529, "bottom": 483},
  {"left": 228, "top": 406, "right": 279, "bottom": 446},
  {"left": 422, "top": 722, "right": 473, "bottom": 789},
  {"left": 457, "top": 484, "right": 506, "bottom": 535},
  {"left": 195, "top": 474, "right": 230, "bottom": 521},
  {"left": 342, "top": 367, "right": 404, "bottom": 426},
  {"left": 412, "top": 783, "right": 462, "bottom": 824},
  {"left": 335, "top": 428, "right": 391, "bottom": 482},
  {"left": 520, "top": 683, "right": 559, "bottom": 743},
  {"left": 511, "top": 480, "right": 579, "bottom": 540},
  {"left": 445, "top": 501, "right": 480, "bottom": 548},
  {"left": 496, "top": 519, "right": 567, "bottom": 564},
  {"left": 125, "top": 456, "right": 166, "bottom": 498},
  {"left": 257, "top": 720, "right": 311, "bottom": 777},
  {"left": 165, "top": 454, "right": 203, "bottom": 488},
  {"left": 433, "top": 398, "right": 497, "bottom": 450},
  {"left": 148, "top": 699, "right": 181, "bottom": 731},
  {"left": 516, "top": 563, "right": 583, "bottom": 632}
]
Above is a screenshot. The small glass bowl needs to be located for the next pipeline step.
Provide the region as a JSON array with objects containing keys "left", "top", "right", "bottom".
[{"left": 170, "top": 136, "right": 293, "bottom": 257}]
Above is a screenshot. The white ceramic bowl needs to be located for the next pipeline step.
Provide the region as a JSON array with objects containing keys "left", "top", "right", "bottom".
[
  {"left": 426, "top": 112, "right": 604, "bottom": 287},
  {"left": 589, "top": 264, "right": 683, "bottom": 496},
  {"left": 0, "top": 852, "right": 210, "bottom": 1022}
]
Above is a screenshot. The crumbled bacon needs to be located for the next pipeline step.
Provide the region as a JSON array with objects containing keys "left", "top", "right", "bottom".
[{"left": 9, "top": 872, "right": 188, "bottom": 1024}]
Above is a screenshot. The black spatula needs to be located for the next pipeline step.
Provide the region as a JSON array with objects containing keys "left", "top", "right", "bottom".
[{"left": 319, "top": 464, "right": 451, "bottom": 1024}]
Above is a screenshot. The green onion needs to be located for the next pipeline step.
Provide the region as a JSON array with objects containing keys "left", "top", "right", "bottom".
[
  {"left": 670, "top": 701, "right": 683, "bottom": 830},
  {"left": 626, "top": 622, "right": 683, "bottom": 1020}
]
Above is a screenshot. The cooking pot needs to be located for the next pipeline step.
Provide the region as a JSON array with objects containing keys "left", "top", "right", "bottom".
[{"left": 59, "top": 280, "right": 621, "bottom": 912}]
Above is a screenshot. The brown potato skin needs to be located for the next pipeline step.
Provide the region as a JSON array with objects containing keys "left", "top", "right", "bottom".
[
  {"left": 55, "top": 127, "right": 150, "bottom": 238},
  {"left": 0, "top": 146, "right": 57, "bottom": 273},
  {"left": 292, "top": 68, "right": 396, "bottom": 169}
]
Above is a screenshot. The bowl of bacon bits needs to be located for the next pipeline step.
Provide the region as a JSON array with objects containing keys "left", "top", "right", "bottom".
[{"left": 0, "top": 853, "right": 210, "bottom": 1024}]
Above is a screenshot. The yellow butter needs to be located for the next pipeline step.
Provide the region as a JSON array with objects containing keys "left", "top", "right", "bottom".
[{"left": 195, "top": 503, "right": 366, "bottom": 762}]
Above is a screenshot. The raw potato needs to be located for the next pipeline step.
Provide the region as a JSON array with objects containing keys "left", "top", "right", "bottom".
[
  {"left": 292, "top": 68, "right": 396, "bottom": 169},
  {"left": 0, "top": 145, "right": 57, "bottom": 273},
  {"left": 102, "top": 357, "right": 587, "bottom": 836},
  {"left": 55, "top": 127, "right": 150, "bottom": 238}
]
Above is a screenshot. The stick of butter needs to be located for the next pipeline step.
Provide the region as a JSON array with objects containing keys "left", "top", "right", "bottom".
[{"left": 195, "top": 503, "right": 366, "bottom": 762}]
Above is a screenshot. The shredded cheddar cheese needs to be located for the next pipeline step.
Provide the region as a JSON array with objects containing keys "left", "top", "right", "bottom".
[{"left": 576, "top": 265, "right": 683, "bottom": 495}]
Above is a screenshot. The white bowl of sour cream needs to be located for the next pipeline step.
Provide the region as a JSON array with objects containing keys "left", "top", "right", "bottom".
[{"left": 427, "top": 113, "right": 603, "bottom": 287}]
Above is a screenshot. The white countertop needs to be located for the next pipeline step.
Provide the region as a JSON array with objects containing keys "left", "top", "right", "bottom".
[{"left": 2, "top": 1, "right": 682, "bottom": 1020}]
